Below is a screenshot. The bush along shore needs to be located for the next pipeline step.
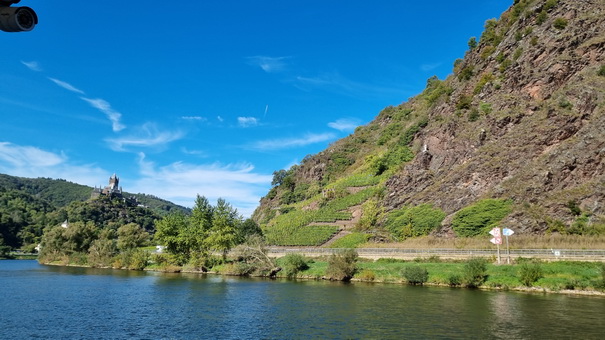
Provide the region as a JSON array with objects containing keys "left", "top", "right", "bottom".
[{"left": 40, "top": 246, "right": 605, "bottom": 297}]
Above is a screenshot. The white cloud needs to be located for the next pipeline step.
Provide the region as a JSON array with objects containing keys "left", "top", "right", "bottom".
[
  {"left": 105, "top": 122, "right": 184, "bottom": 152},
  {"left": 217, "top": 116, "right": 224, "bottom": 123},
  {"left": 48, "top": 77, "right": 86, "bottom": 94},
  {"left": 294, "top": 72, "right": 403, "bottom": 98},
  {"left": 238, "top": 116, "right": 259, "bottom": 128},
  {"left": 249, "top": 132, "right": 336, "bottom": 151},
  {"left": 328, "top": 118, "right": 361, "bottom": 132},
  {"left": 246, "top": 56, "right": 289, "bottom": 73},
  {"left": 21, "top": 60, "right": 42, "bottom": 72},
  {"left": 81, "top": 97, "right": 126, "bottom": 132},
  {"left": 131, "top": 153, "right": 272, "bottom": 217},
  {"left": 0, "top": 142, "right": 107, "bottom": 186},
  {"left": 181, "top": 116, "right": 206, "bottom": 121},
  {"left": 420, "top": 62, "right": 442, "bottom": 72}
]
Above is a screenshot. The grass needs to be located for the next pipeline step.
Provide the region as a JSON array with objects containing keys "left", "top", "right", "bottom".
[{"left": 291, "top": 258, "right": 605, "bottom": 293}]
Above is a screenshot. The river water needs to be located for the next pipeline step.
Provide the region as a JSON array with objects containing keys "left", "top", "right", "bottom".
[{"left": 1, "top": 260, "right": 603, "bottom": 339}]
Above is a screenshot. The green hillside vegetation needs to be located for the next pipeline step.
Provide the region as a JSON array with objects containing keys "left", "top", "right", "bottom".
[
  {"left": 0, "top": 173, "right": 190, "bottom": 253},
  {"left": 253, "top": 0, "right": 605, "bottom": 248}
]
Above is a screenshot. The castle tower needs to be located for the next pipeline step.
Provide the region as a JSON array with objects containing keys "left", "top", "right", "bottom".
[{"left": 109, "top": 173, "right": 119, "bottom": 190}]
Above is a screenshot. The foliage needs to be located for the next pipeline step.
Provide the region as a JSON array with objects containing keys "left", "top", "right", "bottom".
[
  {"left": 329, "top": 232, "right": 371, "bottom": 248},
  {"left": 467, "top": 37, "right": 477, "bottom": 49},
  {"left": 356, "top": 199, "right": 382, "bottom": 230},
  {"left": 452, "top": 199, "right": 513, "bottom": 237},
  {"left": 463, "top": 258, "right": 488, "bottom": 288},
  {"left": 552, "top": 17, "right": 568, "bottom": 30},
  {"left": 480, "top": 19, "right": 502, "bottom": 46},
  {"left": 385, "top": 204, "right": 446, "bottom": 240},
  {"left": 422, "top": 76, "right": 453, "bottom": 106},
  {"left": 117, "top": 223, "right": 149, "bottom": 250},
  {"left": 598, "top": 65, "right": 605, "bottom": 77},
  {"left": 155, "top": 195, "right": 243, "bottom": 264},
  {"left": 457, "top": 66, "right": 474, "bottom": 81},
  {"left": 229, "top": 235, "right": 277, "bottom": 276},
  {"left": 474, "top": 72, "right": 494, "bottom": 94},
  {"left": 402, "top": 266, "right": 429, "bottom": 285},
  {"left": 325, "top": 249, "right": 358, "bottom": 281},
  {"left": 456, "top": 95, "right": 473, "bottom": 110},
  {"left": 280, "top": 253, "right": 310, "bottom": 279},
  {"left": 0, "top": 189, "right": 54, "bottom": 250},
  {"left": 518, "top": 260, "right": 543, "bottom": 286}
]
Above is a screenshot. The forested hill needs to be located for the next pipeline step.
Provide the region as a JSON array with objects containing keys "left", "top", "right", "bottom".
[
  {"left": 0, "top": 173, "right": 190, "bottom": 214},
  {"left": 0, "top": 173, "right": 190, "bottom": 253},
  {"left": 253, "top": 0, "right": 605, "bottom": 247}
]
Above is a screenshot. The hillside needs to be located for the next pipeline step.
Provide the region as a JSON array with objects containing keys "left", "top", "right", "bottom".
[
  {"left": 253, "top": 0, "right": 605, "bottom": 246},
  {"left": 0, "top": 173, "right": 190, "bottom": 251},
  {"left": 0, "top": 173, "right": 190, "bottom": 214}
]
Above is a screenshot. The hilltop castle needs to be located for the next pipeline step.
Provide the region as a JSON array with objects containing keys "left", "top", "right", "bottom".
[{"left": 91, "top": 173, "right": 123, "bottom": 199}]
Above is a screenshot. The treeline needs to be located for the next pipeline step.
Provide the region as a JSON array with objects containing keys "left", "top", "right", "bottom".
[{"left": 38, "top": 195, "right": 262, "bottom": 270}]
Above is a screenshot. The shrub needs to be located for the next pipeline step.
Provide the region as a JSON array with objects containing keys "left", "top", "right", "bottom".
[
  {"left": 325, "top": 249, "right": 358, "bottom": 281},
  {"left": 402, "top": 266, "right": 429, "bottom": 285},
  {"left": 458, "top": 66, "right": 474, "bottom": 81},
  {"left": 597, "top": 65, "right": 605, "bottom": 77},
  {"left": 357, "top": 269, "right": 376, "bottom": 282},
  {"left": 553, "top": 17, "right": 568, "bottom": 30},
  {"left": 463, "top": 258, "right": 488, "bottom": 288},
  {"left": 518, "top": 260, "right": 543, "bottom": 286},
  {"left": 456, "top": 95, "right": 473, "bottom": 110},
  {"left": 448, "top": 274, "right": 462, "bottom": 287},
  {"left": 468, "top": 109, "right": 480, "bottom": 122},
  {"left": 480, "top": 102, "right": 493, "bottom": 115},
  {"left": 281, "top": 253, "right": 309, "bottom": 279},
  {"left": 536, "top": 10, "right": 548, "bottom": 25},
  {"left": 452, "top": 199, "right": 513, "bottom": 237}
]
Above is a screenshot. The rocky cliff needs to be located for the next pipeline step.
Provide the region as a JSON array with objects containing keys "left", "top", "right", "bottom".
[{"left": 254, "top": 0, "right": 605, "bottom": 245}]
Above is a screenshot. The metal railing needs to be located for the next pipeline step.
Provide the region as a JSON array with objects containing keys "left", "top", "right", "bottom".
[{"left": 266, "top": 247, "right": 605, "bottom": 260}]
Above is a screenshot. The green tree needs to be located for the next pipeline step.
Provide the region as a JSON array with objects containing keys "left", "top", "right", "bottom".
[
  {"left": 206, "top": 198, "right": 240, "bottom": 258},
  {"left": 468, "top": 37, "right": 478, "bottom": 49},
  {"left": 88, "top": 229, "right": 117, "bottom": 267},
  {"left": 154, "top": 212, "right": 191, "bottom": 265},
  {"left": 117, "top": 223, "right": 149, "bottom": 250}
]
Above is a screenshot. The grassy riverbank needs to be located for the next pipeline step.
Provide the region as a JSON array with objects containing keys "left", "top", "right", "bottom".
[{"left": 208, "top": 256, "right": 605, "bottom": 296}]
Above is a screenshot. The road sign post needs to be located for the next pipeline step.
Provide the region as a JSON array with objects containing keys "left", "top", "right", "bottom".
[
  {"left": 502, "top": 228, "right": 514, "bottom": 264},
  {"left": 489, "top": 227, "right": 502, "bottom": 264}
]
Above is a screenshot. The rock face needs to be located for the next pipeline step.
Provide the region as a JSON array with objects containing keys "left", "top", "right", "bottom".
[
  {"left": 384, "top": 0, "right": 605, "bottom": 233},
  {"left": 255, "top": 0, "right": 605, "bottom": 236}
]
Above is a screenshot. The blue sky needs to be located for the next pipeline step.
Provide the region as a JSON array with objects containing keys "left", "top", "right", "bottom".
[{"left": 0, "top": 0, "right": 512, "bottom": 216}]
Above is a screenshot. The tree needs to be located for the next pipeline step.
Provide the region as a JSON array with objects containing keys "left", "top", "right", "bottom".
[
  {"left": 236, "top": 218, "right": 263, "bottom": 243},
  {"left": 154, "top": 212, "right": 191, "bottom": 265},
  {"left": 88, "top": 229, "right": 117, "bottom": 267},
  {"left": 205, "top": 198, "right": 240, "bottom": 258},
  {"left": 271, "top": 170, "right": 288, "bottom": 187},
  {"left": 468, "top": 36, "right": 478, "bottom": 49},
  {"left": 117, "top": 223, "right": 149, "bottom": 250}
]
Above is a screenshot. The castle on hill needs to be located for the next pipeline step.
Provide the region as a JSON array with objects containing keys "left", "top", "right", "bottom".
[{"left": 91, "top": 173, "right": 123, "bottom": 199}]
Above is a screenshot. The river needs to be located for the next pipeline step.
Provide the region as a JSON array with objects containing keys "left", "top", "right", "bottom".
[{"left": 1, "top": 260, "right": 603, "bottom": 339}]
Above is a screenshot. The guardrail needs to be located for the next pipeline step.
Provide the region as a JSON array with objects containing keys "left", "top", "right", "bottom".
[{"left": 266, "top": 247, "right": 605, "bottom": 261}]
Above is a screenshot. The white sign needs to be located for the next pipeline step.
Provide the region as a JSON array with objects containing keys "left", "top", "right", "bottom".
[
  {"left": 490, "top": 237, "right": 502, "bottom": 245},
  {"left": 489, "top": 227, "right": 501, "bottom": 237},
  {"left": 502, "top": 228, "right": 514, "bottom": 236}
]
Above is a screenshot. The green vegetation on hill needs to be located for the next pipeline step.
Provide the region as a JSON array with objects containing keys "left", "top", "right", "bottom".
[{"left": 0, "top": 173, "right": 190, "bottom": 252}]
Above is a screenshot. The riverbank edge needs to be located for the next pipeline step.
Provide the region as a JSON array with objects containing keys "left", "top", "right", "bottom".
[{"left": 38, "top": 260, "right": 605, "bottom": 298}]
